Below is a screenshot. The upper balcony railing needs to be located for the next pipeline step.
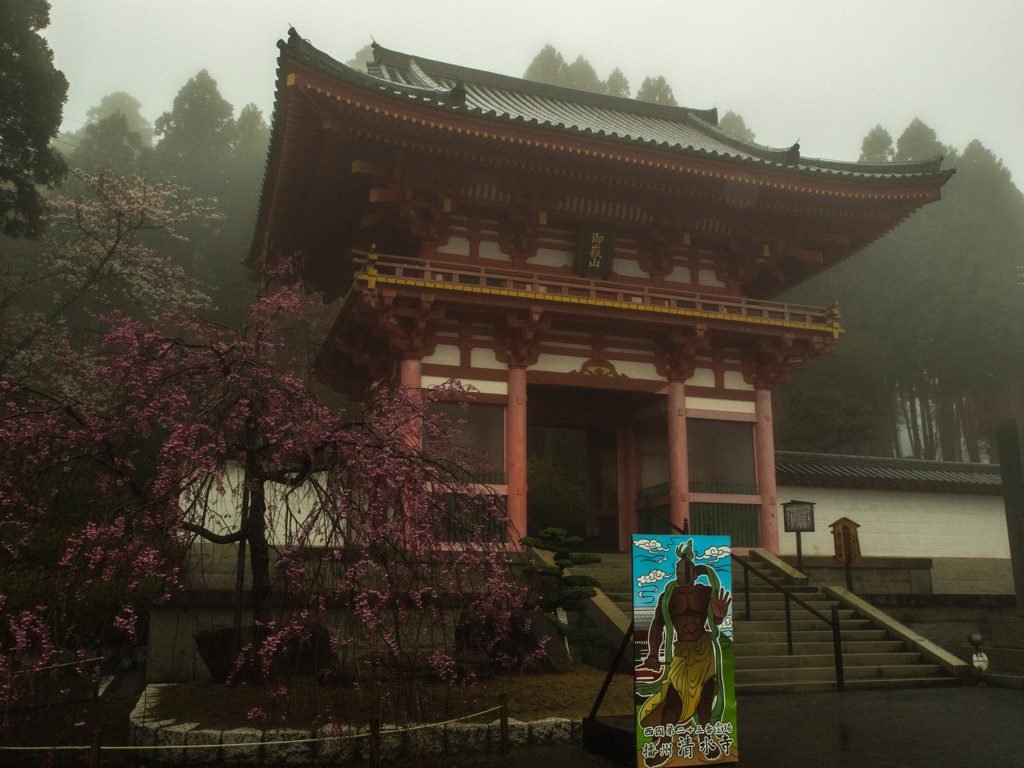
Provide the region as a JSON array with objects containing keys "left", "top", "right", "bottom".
[{"left": 351, "top": 250, "right": 841, "bottom": 335}]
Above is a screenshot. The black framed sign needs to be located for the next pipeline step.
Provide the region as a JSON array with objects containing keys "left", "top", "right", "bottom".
[
  {"left": 574, "top": 224, "right": 616, "bottom": 280},
  {"left": 782, "top": 501, "right": 815, "bottom": 533}
]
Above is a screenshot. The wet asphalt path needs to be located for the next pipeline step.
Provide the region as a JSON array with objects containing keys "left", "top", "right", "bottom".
[{"left": 476, "top": 685, "right": 1024, "bottom": 768}]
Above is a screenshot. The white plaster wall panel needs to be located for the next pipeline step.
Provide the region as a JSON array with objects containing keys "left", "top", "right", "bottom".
[
  {"left": 435, "top": 236, "right": 470, "bottom": 256},
  {"left": 614, "top": 360, "right": 662, "bottom": 381},
  {"left": 665, "top": 265, "right": 692, "bottom": 283},
  {"left": 533, "top": 353, "right": 588, "bottom": 373},
  {"left": 470, "top": 347, "right": 506, "bottom": 369},
  {"left": 421, "top": 344, "right": 461, "bottom": 366},
  {"left": 685, "top": 397, "right": 755, "bottom": 414},
  {"left": 422, "top": 375, "right": 508, "bottom": 395},
  {"left": 723, "top": 370, "right": 755, "bottom": 391},
  {"left": 530, "top": 248, "right": 573, "bottom": 268},
  {"left": 688, "top": 368, "right": 715, "bottom": 388},
  {"left": 698, "top": 269, "right": 726, "bottom": 288},
  {"left": 478, "top": 239, "right": 508, "bottom": 260},
  {"left": 774, "top": 486, "right": 1010, "bottom": 559},
  {"left": 188, "top": 463, "right": 329, "bottom": 546},
  {"left": 613, "top": 259, "right": 646, "bottom": 278}
]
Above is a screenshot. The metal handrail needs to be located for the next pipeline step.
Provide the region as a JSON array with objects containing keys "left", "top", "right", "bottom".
[{"left": 645, "top": 506, "right": 845, "bottom": 692}]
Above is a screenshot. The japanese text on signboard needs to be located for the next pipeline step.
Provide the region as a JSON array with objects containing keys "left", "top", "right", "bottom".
[{"left": 574, "top": 224, "right": 615, "bottom": 279}]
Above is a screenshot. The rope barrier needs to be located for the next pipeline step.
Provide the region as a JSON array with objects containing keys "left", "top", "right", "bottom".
[
  {"left": 0, "top": 704, "right": 504, "bottom": 751},
  {"left": 8, "top": 657, "right": 103, "bottom": 675}
]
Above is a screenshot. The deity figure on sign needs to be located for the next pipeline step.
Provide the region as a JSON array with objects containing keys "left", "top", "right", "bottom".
[{"left": 637, "top": 539, "right": 731, "bottom": 766}]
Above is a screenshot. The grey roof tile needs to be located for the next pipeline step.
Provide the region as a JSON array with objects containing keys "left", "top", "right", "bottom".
[
  {"left": 279, "top": 30, "right": 951, "bottom": 184},
  {"left": 775, "top": 451, "right": 1001, "bottom": 494}
]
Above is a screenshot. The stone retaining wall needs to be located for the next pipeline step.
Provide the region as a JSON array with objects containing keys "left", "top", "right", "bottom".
[{"left": 130, "top": 685, "right": 580, "bottom": 764}]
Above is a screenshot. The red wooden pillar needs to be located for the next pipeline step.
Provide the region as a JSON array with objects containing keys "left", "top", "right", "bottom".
[
  {"left": 754, "top": 386, "right": 780, "bottom": 553},
  {"left": 667, "top": 379, "right": 690, "bottom": 535},
  {"left": 400, "top": 357, "right": 423, "bottom": 452},
  {"left": 617, "top": 425, "right": 638, "bottom": 552},
  {"left": 400, "top": 357, "right": 422, "bottom": 389},
  {"left": 506, "top": 366, "right": 528, "bottom": 543},
  {"left": 585, "top": 430, "right": 602, "bottom": 539}
]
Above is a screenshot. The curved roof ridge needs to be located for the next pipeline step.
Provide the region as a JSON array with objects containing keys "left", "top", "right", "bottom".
[
  {"left": 369, "top": 42, "right": 720, "bottom": 125},
  {"left": 775, "top": 450, "right": 999, "bottom": 474},
  {"left": 277, "top": 30, "right": 952, "bottom": 183}
]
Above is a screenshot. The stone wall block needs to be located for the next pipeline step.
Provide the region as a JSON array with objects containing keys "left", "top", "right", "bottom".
[
  {"left": 378, "top": 724, "right": 405, "bottom": 761},
  {"left": 570, "top": 719, "right": 583, "bottom": 742},
  {"left": 446, "top": 722, "right": 488, "bottom": 753},
  {"left": 184, "top": 728, "right": 222, "bottom": 765},
  {"left": 264, "top": 728, "right": 314, "bottom": 765},
  {"left": 156, "top": 722, "right": 197, "bottom": 765},
  {"left": 489, "top": 717, "right": 528, "bottom": 752},
  {"left": 407, "top": 722, "right": 446, "bottom": 755},
  {"left": 316, "top": 724, "right": 360, "bottom": 764},
  {"left": 530, "top": 717, "right": 572, "bottom": 745},
  {"left": 220, "top": 727, "right": 262, "bottom": 764}
]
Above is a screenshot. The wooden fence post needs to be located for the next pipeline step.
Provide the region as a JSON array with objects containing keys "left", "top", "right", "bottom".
[
  {"left": 500, "top": 694, "right": 510, "bottom": 755},
  {"left": 370, "top": 716, "right": 381, "bottom": 767},
  {"left": 88, "top": 729, "right": 103, "bottom": 768}
]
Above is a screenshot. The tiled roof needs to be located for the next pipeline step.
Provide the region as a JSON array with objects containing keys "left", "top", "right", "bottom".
[
  {"left": 775, "top": 451, "right": 1002, "bottom": 494},
  {"left": 278, "top": 30, "right": 951, "bottom": 184}
]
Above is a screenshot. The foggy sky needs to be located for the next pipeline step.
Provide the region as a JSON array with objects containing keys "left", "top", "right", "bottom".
[{"left": 46, "top": 1, "right": 1024, "bottom": 186}]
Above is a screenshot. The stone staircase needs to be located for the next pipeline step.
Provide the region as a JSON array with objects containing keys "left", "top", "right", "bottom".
[
  {"left": 572, "top": 552, "right": 633, "bottom": 616},
  {"left": 732, "top": 555, "right": 970, "bottom": 693},
  {"left": 572, "top": 550, "right": 971, "bottom": 694}
]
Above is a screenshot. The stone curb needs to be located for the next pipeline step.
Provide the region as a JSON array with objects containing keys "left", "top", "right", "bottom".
[
  {"left": 129, "top": 684, "right": 579, "bottom": 763},
  {"left": 749, "top": 549, "right": 809, "bottom": 585}
]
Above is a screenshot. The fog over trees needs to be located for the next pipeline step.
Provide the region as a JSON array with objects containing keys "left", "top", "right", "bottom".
[
  {"left": 518, "top": 46, "right": 1023, "bottom": 463},
  {"left": 774, "top": 121, "right": 1024, "bottom": 463}
]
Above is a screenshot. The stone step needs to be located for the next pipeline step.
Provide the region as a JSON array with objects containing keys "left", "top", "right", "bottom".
[
  {"left": 732, "top": 618, "right": 871, "bottom": 633},
  {"left": 734, "top": 628, "right": 890, "bottom": 644},
  {"left": 734, "top": 588, "right": 831, "bottom": 599},
  {"left": 733, "top": 651, "right": 923, "bottom": 670},
  {"left": 735, "top": 676, "right": 968, "bottom": 695},
  {"left": 735, "top": 610, "right": 858, "bottom": 624},
  {"left": 733, "top": 585, "right": 822, "bottom": 595},
  {"left": 736, "top": 663, "right": 943, "bottom": 684},
  {"left": 734, "top": 639, "right": 907, "bottom": 656}
]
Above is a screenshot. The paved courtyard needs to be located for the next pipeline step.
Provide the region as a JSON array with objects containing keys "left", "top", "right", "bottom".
[{"left": 480, "top": 685, "right": 1024, "bottom": 768}]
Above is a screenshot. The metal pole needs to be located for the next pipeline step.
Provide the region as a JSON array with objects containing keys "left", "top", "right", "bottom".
[
  {"left": 796, "top": 530, "right": 803, "bottom": 573},
  {"left": 744, "top": 565, "right": 751, "bottom": 622},
  {"left": 831, "top": 603, "right": 845, "bottom": 693},
  {"left": 785, "top": 594, "right": 793, "bottom": 655},
  {"left": 589, "top": 621, "right": 634, "bottom": 721}
]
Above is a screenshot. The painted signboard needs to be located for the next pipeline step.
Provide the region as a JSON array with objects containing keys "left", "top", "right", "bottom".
[
  {"left": 633, "top": 535, "right": 737, "bottom": 766},
  {"left": 574, "top": 223, "right": 616, "bottom": 280}
]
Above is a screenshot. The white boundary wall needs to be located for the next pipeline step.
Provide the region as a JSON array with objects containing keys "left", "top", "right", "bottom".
[{"left": 774, "top": 485, "right": 1010, "bottom": 559}]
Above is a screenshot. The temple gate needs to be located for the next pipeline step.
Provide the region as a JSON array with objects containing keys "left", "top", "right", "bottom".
[{"left": 250, "top": 30, "right": 953, "bottom": 552}]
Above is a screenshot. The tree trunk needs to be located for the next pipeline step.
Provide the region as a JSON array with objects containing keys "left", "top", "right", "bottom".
[
  {"left": 904, "top": 392, "right": 923, "bottom": 458},
  {"left": 244, "top": 463, "right": 272, "bottom": 645},
  {"left": 935, "top": 390, "right": 959, "bottom": 462}
]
